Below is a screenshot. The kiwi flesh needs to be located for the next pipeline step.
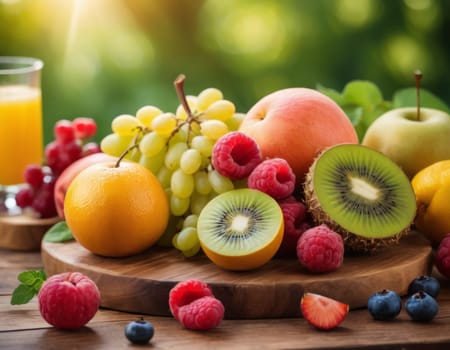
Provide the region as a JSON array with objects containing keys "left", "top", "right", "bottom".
[
  {"left": 304, "top": 144, "right": 417, "bottom": 253},
  {"left": 197, "top": 188, "right": 284, "bottom": 271}
]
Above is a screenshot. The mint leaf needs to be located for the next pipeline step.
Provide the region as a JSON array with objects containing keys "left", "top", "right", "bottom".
[
  {"left": 11, "top": 284, "right": 36, "bottom": 305},
  {"left": 11, "top": 269, "right": 47, "bottom": 305},
  {"left": 43, "top": 221, "right": 74, "bottom": 243},
  {"left": 392, "top": 88, "right": 450, "bottom": 113},
  {"left": 18, "top": 269, "right": 46, "bottom": 287}
]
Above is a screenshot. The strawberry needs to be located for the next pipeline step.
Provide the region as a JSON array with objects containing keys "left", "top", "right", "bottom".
[{"left": 300, "top": 292, "right": 348, "bottom": 330}]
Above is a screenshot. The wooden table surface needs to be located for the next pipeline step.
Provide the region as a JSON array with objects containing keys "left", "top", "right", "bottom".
[{"left": 1, "top": 247, "right": 450, "bottom": 350}]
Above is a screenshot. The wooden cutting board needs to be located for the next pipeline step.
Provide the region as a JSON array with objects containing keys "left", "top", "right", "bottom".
[
  {"left": 41, "top": 231, "right": 433, "bottom": 319},
  {"left": 0, "top": 215, "right": 60, "bottom": 251}
]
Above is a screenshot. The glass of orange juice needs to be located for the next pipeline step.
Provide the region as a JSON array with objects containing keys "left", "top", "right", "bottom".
[{"left": 0, "top": 57, "right": 44, "bottom": 215}]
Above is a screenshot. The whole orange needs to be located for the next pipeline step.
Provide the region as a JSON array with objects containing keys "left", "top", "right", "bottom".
[{"left": 64, "top": 161, "right": 169, "bottom": 257}]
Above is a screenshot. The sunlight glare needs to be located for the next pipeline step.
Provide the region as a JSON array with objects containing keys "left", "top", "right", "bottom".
[{"left": 64, "top": 0, "right": 85, "bottom": 66}]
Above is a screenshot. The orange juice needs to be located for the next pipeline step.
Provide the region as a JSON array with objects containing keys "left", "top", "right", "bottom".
[{"left": 0, "top": 85, "right": 43, "bottom": 185}]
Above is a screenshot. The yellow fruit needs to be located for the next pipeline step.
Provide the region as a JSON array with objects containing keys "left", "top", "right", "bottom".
[
  {"left": 64, "top": 161, "right": 169, "bottom": 257},
  {"left": 411, "top": 160, "right": 450, "bottom": 244}
]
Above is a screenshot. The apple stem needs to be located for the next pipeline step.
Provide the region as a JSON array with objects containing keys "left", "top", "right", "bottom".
[{"left": 415, "top": 70, "right": 422, "bottom": 121}]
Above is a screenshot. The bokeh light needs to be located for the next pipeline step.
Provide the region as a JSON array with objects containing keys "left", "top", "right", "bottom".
[{"left": 0, "top": 0, "right": 448, "bottom": 143}]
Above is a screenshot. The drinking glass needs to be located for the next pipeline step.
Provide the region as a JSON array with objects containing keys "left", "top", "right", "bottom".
[{"left": 0, "top": 57, "right": 44, "bottom": 215}]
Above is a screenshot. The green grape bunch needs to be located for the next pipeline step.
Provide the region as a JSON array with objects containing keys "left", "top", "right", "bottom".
[{"left": 100, "top": 74, "right": 245, "bottom": 257}]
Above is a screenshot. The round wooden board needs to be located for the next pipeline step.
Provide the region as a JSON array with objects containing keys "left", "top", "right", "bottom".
[
  {"left": 41, "top": 232, "right": 433, "bottom": 319},
  {"left": 0, "top": 215, "right": 60, "bottom": 251}
]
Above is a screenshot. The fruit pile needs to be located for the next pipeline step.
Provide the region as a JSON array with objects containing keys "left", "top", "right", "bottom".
[
  {"left": 15, "top": 117, "right": 100, "bottom": 218},
  {"left": 93, "top": 76, "right": 358, "bottom": 263},
  {"left": 10, "top": 73, "right": 450, "bottom": 338},
  {"left": 43, "top": 73, "right": 445, "bottom": 273}
]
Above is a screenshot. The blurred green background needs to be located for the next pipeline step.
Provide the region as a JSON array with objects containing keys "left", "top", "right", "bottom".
[{"left": 1, "top": 0, "right": 449, "bottom": 144}]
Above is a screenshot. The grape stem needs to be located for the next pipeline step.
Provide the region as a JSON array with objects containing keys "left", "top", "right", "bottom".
[
  {"left": 171, "top": 74, "right": 202, "bottom": 146},
  {"left": 115, "top": 74, "right": 199, "bottom": 167},
  {"left": 415, "top": 70, "right": 422, "bottom": 122},
  {"left": 174, "top": 74, "right": 193, "bottom": 117}
]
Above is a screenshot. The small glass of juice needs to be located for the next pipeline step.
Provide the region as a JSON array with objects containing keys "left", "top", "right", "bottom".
[{"left": 0, "top": 57, "right": 44, "bottom": 215}]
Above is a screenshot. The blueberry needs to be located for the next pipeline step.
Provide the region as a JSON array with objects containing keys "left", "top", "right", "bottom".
[
  {"left": 125, "top": 317, "right": 154, "bottom": 344},
  {"left": 367, "top": 289, "right": 402, "bottom": 321},
  {"left": 408, "top": 275, "right": 440, "bottom": 298},
  {"left": 405, "top": 291, "right": 439, "bottom": 322}
]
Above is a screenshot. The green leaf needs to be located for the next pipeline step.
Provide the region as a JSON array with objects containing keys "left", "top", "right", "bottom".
[
  {"left": 392, "top": 88, "right": 450, "bottom": 113},
  {"left": 342, "top": 80, "right": 384, "bottom": 110},
  {"left": 316, "top": 84, "right": 345, "bottom": 105},
  {"left": 11, "top": 269, "right": 48, "bottom": 305},
  {"left": 43, "top": 221, "right": 74, "bottom": 243},
  {"left": 342, "top": 105, "right": 364, "bottom": 126},
  {"left": 17, "top": 269, "right": 46, "bottom": 287},
  {"left": 342, "top": 106, "right": 364, "bottom": 141},
  {"left": 10, "top": 284, "right": 36, "bottom": 305}
]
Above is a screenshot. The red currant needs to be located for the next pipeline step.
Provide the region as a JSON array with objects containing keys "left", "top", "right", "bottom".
[
  {"left": 24, "top": 164, "right": 44, "bottom": 188},
  {"left": 82, "top": 142, "right": 101, "bottom": 156},
  {"left": 54, "top": 120, "right": 76, "bottom": 144},
  {"left": 73, "top": 117, "right": 97, "bottom": 140},
  {"left": 31, "top": 177, "right": 57, "bottom": 218},
  {"left": 16, "top": 188, "right": 34, "bottom": 208}
]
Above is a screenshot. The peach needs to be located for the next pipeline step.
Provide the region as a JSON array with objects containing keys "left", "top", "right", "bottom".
[
  {"left": 54, "top": 153, "right": 117, "bottom": 218},
  {"left": 239, "top": 88, "right": 358, "bottom": 185}
]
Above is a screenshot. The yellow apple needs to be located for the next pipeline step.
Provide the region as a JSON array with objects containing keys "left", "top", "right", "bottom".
[{"left": 362, "top": 107, "right": 450, "bottom": 179}]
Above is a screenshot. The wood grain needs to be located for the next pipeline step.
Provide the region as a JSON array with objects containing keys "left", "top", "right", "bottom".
[
  {"left": 3, "top": 252, "right": 450, "bottom": 349},
  {"left": 0, "top": 215, "right": 60, "bottom": 251},
  {"left": 41, "top": 232, "right": 433, "bottom": 319},
  {"left": 2, "top": 292, "right": 450, "bottom": 350}
]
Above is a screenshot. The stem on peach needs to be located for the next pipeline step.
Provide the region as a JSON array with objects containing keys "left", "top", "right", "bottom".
[{"left": 415, "top": 70, "right": 422, "bottom": 122}]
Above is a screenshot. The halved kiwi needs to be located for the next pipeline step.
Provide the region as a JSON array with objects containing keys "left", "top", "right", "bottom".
[
  {"left": 197, "top": 188, "right": 284, "bottom": 271},
  {"left": 304, "top": 144, "right": 417, "bottom": 253}
]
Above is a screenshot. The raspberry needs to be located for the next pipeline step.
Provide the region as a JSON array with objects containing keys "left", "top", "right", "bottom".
[
  {"left": 247, "top": 158, "right": 296, "bottom": 199},
  {"left": 38, "top": 272, "right": 100, "bottom": 329},
  {"left": 212, "top": 131, "right": 262, "bottom": 180},
  {"left": 436, "top": 233, "right": 450, "bottom": 278},
  {"left": 177, "top": 296, "right": 224, "bottom": 330},
  {"left": 169, "top": 279, "right": 213, "bottom": 321},
  {"left": 276, "top": 197, "right": 311, "bottom": 257},
  {"left": 169, "top": 279, "right": 224, "bottom": 330},
  {"left": 296, "top": 224, "right": 344, "bottom": 273}
]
